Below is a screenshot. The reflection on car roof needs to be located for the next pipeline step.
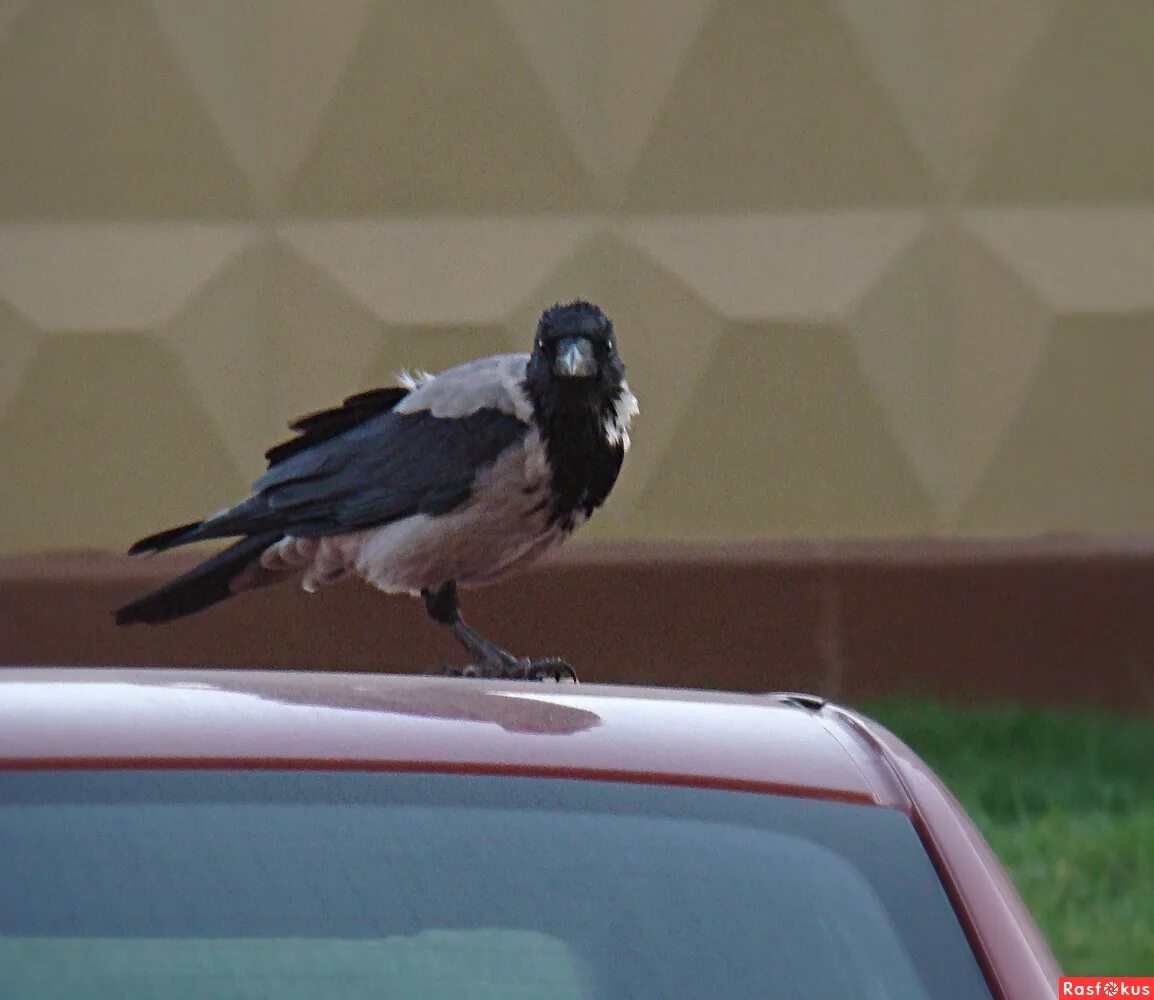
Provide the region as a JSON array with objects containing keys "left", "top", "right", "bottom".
[{"left": 0, "top": 668, "right": 890, "bottom": 805}]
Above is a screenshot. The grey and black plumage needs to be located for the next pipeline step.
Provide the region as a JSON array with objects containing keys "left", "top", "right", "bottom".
[{"left": 114, "top": 301, "right": 637, "bottom": 680}]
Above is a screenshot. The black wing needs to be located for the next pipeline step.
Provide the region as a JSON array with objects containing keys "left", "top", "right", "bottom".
[
  {"left": 193, "top": 405, "right": 528, "bottom": 541},
  {"left": 127, "top": 355, "right": 533, "bottom": 556},
  {"left": 125, "top": 384, "right": 415, "bottom": 555},
  {"left": 264, "top": 386, "right": 412, "bottom": 467}
]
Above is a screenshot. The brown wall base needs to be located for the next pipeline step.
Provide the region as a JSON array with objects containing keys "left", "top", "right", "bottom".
[{"left": 2, "top": 539, "right": 1152, "bottom": 715}]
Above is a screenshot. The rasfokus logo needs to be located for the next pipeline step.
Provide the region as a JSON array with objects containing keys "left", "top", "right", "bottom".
[{"left": 1060, "top": 979, "right": 1154, "bottom": 997}]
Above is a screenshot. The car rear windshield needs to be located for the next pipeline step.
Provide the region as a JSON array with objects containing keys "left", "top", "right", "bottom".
[{"left": 0, "top": 771, "right": 992, "bottom": 1000}]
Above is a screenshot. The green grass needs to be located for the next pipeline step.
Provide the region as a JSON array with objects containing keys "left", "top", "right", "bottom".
[{"left": 860, "top": 700, "right": 1154, "bottom": 975}]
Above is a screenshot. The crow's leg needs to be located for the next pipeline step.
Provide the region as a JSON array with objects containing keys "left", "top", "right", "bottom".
[{"left": 422, "top": 582, "right": 578, "bottom": 682}]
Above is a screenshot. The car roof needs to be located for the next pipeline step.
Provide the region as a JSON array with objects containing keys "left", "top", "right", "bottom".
[{"left": 0, "top": 668, "right": 910, "bottom": 807}]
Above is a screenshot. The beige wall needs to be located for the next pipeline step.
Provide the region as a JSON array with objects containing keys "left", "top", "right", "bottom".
[{"left": 2, "top": 0, "right": 1154, "bottom": 554}]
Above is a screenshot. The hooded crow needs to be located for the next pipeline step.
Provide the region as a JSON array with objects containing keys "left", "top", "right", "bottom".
[{"left": 114, "top": 300, "right": 637, "bottom": 681}]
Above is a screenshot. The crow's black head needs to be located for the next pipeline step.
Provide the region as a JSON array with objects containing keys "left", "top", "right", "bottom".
[
  {"left": 524, "top": 300, "right": 634, "bottom": 522},
  {"left": 526, "top": 301, "right": 625, "bottom": 411}
]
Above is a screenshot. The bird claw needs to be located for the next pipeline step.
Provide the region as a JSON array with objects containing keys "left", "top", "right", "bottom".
[
  {"left": 522, "top": 658, "right": 579, "bottom": 684},
  {"left": 442, "top": 656, "right": 579, "bottom": 683}
]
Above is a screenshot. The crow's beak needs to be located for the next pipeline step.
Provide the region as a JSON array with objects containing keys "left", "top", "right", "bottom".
[{"left": 553, "top": 336, "right": 598, "bottom": 378}]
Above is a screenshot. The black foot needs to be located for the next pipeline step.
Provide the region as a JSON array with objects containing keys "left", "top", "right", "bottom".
[{"left": 442, "top": 656, "right": 578, "bottom": 683}]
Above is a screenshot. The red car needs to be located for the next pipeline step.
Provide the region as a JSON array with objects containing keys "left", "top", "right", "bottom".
[{"left": 0, "top": 668, "right": 1059, "bottom": 999}]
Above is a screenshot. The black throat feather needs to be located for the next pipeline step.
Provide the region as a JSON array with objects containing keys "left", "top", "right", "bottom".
[{"left": 526, "top": 380, "right": 626, "bottom": 527}]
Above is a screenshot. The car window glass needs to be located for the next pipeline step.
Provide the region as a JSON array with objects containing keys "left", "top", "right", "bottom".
[{"left": 0, "top": 772, "right": 994, "bottom": 1000}]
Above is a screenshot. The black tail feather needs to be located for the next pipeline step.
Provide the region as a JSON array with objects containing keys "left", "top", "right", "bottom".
[
  {"left": 127, "top": 520, "right": 206, "bottom": 556},
  {"left": 115, "top": 530, "right": 283, "bottom": 625}
]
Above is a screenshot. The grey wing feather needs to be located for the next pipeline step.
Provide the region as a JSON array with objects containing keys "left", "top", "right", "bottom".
[{"left": 395, "top": 354, "right": 531, "bottom": 420}]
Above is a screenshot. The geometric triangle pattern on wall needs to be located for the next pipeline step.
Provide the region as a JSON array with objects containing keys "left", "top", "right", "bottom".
[{"left": 3, "top": 0, "right": 1154, "bottom": 552}]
